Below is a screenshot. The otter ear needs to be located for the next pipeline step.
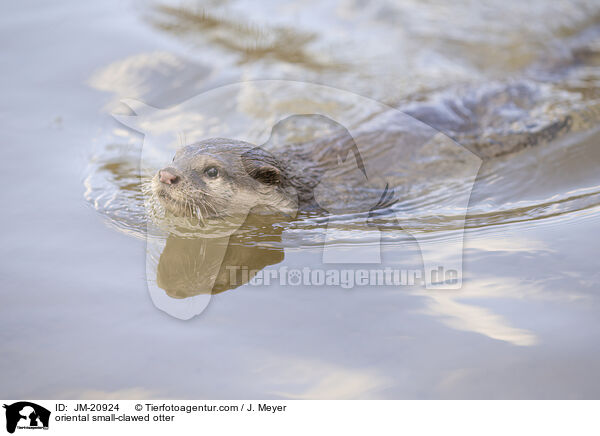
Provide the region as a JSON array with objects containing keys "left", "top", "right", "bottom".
[
  {"left": 242, "top": 147, "right": 282, "bottom": 185},
  {"left": 248, "top": 165, "right": 281, "bottom": 185}
]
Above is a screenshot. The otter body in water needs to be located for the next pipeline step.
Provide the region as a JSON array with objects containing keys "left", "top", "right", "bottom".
[{"left": 149, "top": 112, "right": 473, "bottom": 226}]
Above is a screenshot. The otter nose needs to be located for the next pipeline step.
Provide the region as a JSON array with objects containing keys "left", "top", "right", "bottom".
[{"left": 159, "top": 168, "right": 180, "bottom": 185}]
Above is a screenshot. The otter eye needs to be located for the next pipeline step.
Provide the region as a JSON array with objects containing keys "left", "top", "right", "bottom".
[{"left": 204, "top": 166, "right": 219, "bottom": 178}]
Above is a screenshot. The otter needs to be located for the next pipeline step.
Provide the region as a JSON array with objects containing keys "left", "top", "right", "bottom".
[
  {"left": 150, "top": 130, "right": 404, "bottom": 229},
  {"left": 150, "top": 138, "right": 323, "bottom": 225}
]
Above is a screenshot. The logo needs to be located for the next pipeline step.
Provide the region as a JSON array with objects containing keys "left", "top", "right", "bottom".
[
  {"left": 3, "top": 402, "right": 50, "bottom": 433},
  {"left": 113, "top": 80, "right": 482, "bottom": 319}
]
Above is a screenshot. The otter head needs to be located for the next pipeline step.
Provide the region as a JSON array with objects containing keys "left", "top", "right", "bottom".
[{"left": 149, "top": 138, "right": 298, "bottom": 228}]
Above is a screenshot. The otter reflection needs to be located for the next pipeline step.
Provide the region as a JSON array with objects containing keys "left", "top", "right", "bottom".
[{"left": 156, "top": 215, "right": 285, "bottom": 297}]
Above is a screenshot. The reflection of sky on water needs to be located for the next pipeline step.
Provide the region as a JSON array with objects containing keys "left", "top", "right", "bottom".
[{"left": 4, "top": 211, "right": 599, "bottom": 399}]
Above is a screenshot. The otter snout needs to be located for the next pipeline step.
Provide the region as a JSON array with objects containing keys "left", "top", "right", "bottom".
[{"left": 159, "top": 168, "right": 180, "bottom": 185}]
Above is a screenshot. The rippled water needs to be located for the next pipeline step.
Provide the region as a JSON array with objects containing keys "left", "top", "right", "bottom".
[
  {"left": 87, "top": 1, "right": 600, "bottom": 238},
  {"left": 3, "top": 0, "right": 600, "bottom": 399}
]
